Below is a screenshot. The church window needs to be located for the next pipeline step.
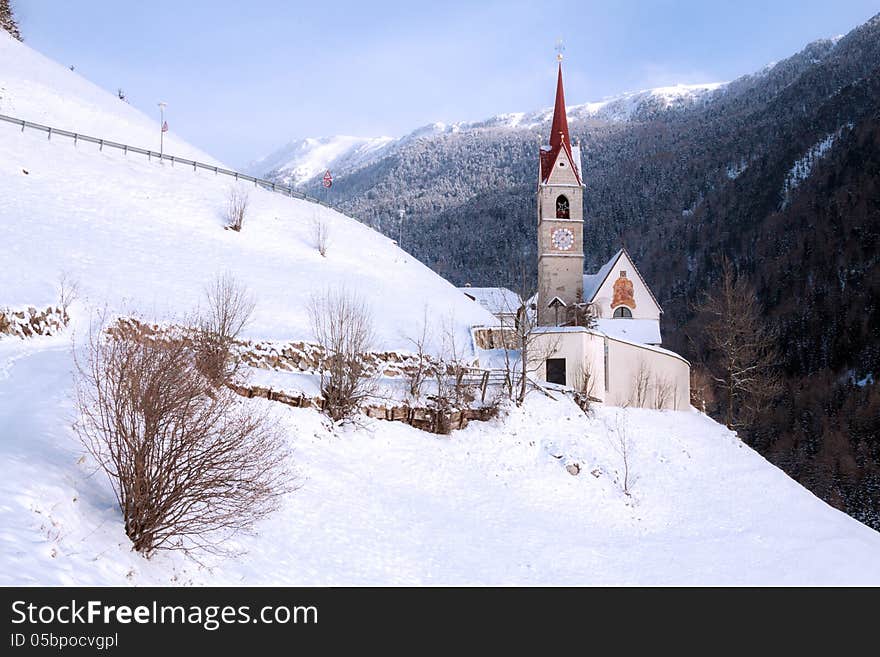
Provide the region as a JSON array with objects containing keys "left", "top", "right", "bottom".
[
  {"left": 555, "top": 195, "right": 570, "bottom": 219},
  {"left": 613, "top": 306, "right": 633, "bottom": 319}
]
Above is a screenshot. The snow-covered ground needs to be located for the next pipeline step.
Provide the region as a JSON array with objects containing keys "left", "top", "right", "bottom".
[
  {"left": 2, "top": 30, "right": 880, "bottom": 586},
  {"left": 0, "top": 29, "right": 492, "bottom": 352},
  {"left": 3, "top": 335, "right": 880, "bottom": 586}
]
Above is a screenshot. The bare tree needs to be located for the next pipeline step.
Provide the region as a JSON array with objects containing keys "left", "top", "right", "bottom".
[
  {"left": 308, "top": 288, "right": 377, "bottom": 421},
  {"left": 695, "top": 257, "right": 782, "bottom": 429},
  {"left": 194, "top": 272, "right": 255, "bottom": 385},
  {"left": 628, "top": 358, "right": 652, "bottom": 408},
  {"left": 607, "top": 413, "right": 633, "bottom": 496},
  {"left": 653, "top": 375, "right": 675, "bottom": 410},
  {"left": 58, "top": 271, "right": 80, "bottom": 323},
  {"left": 403, "top": 305, "right": 432, "bottom": 400},
  {"left": 571, "top": 360, "right": 596, "bottom": 412},
  {"left": 224, "top": 187, "right": 249, "bottom": 232},
  {"left": 429, "top": 314, "right": 477, "bottom": 420},
  {"left": 502, "top": 260, "right": 559, "bottom": 404},
  {"left": 74, "top": 320, "right": 292, "bottom": 557},
  {"left": 311, "top": 212, "right": 330, "bottom": 257}
]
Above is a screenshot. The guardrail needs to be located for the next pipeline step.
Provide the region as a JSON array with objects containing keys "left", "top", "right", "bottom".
[{"left": 0, "top": 113, "right": 332, "bottom": 209}]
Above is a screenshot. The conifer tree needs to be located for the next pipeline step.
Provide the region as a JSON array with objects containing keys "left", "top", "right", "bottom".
[{"left": 0, "top": 0, "right": 21, "bottom": 41}]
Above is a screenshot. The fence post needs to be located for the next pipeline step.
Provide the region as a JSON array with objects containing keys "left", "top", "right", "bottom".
[
  {"left": 73, "top": 134, "right": 78, "bottom": 146},
  {"left": 99, "top": 139, "right": 103, "bottom": 151},
  {"left": 481, "top": 371, "right": 489, "bottom": 402},
  {"left": 124, "top": 145, "right": 127, "bottom": 155},
  {"left": 47, "top": 127, "right": 51, "bottom": 140}
]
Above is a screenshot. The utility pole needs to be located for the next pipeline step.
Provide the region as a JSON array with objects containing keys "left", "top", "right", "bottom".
[
  {"left": 398, "top": 209, "right": 405, "bottom": 248},
  {"left": 158, "top": 102, "right": 167, "bottom": 158}
]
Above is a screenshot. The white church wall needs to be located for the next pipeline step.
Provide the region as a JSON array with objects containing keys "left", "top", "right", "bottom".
[
  {"left": 528, "top": 328, "right": 690, "bottom": 411},
  {"left": 591, "top": 251, "right": 661, "bottom": 321},
  {"left": 604, "top": 337, "right": 690, "bottom": 410}
]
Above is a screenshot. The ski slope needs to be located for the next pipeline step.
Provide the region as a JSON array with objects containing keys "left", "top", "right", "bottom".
[{"left": 2, "top": 30, "right": 880, "bottom": 586}]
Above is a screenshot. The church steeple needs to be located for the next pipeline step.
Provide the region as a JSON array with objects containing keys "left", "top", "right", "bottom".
[
  {"left": 536, "top": 49, "right": 584, "bottom": 327},
  {"left": 539, "top": 56, "right": 580, "bottom": 185},
  {"left": 549, "top": 62, "right": 570, "bottom": 151}
]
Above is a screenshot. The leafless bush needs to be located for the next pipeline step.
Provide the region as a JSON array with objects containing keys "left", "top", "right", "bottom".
[
  {"left": 608, "top": 413, "right": 633, "bottom": 496},
  {"left": 194, "top": 273, "right": 255, "bottom": 385},
  {"left": 628, "top": 359, "right": 652, "bottom": 408},
  {"left": 224, "top": 187, "right": 249, "bottom": 231},
  {"left": 58, "top": 272, "right": 80, "bottom": 322},
  {"left": 74, "top": 322, "right": 292, "bottom": 557},
  {"left": 404, "top": 306, "right": 432, "bottom": 400},
  {"left": 429, "top": 317, "right": 477, "bottom": 428},
  {"left": 308, "top": 288, "right": 377, "bottom": 421},
  {"left": 311, "top": 213, "right": 330, "bottom": 257},
  {"left": 653, "top": 376, "right": 675, "bottom": 410},
  {"left": 572, "top": 361, "right": 596, "bottom": 412}
]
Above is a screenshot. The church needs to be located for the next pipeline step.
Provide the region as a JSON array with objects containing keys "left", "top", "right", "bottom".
[{"left": 466, "top": 54, "right": 691, "bottom": 410}]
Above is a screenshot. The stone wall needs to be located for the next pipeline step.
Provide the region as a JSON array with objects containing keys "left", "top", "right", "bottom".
[
  {"left": 0, "top": 305, "right": 68, "bottom": 339},
  {"left": 231, "top": 381, "right": 498, "bottom": 435}
]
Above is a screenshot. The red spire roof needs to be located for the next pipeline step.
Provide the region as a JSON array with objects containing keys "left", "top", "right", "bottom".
[
  {"left": 540, "top": 61, "right": 580, "bottom": 184},
  {"left": 549, "top": 62, "right": 570, "bottom": 151}
]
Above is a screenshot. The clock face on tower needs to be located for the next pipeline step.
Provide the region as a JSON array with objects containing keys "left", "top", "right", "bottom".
[{"left": 551, "top": 227, "right": 575, "bottom": 251}]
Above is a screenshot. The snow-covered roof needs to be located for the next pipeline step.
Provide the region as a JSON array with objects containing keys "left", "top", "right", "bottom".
[
  {"left": 594, "top": 318, "right": 661, "bottom": 345},
  {"left": 582, "top": 249, "right": 622, "bottom": 301},
  {"left": 460, "top": 287, "right": 521, "bottom": 316},
  {"left": 582, "top": 248, "right": 662, "bottom": 312}
]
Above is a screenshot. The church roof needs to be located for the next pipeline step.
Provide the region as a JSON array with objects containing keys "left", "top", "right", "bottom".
[
  {"left": 582, "top": 249, "right": 622, "bottom": 301},
  {"left": 582, "top": 248, "right": 663, "bottom": 312},
  {"left": 595, "top": 318, "right": 662, "bottom": 345},
  {"left": 459, "top": 287, "right": 521, "bottom": 316},
  {"left": 539, "top": 62, "right": 582, "bottom": 185}
]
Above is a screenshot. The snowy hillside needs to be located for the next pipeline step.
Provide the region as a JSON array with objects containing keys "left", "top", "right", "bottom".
[
  {"left": 3, "top": 333, "right": 880, "bottom": 585},
  {"left": 3, "top": 32, "right": 880, "bottom": 586},
  {"left": 0, "top": 32, "right": 215, "bottom": 164},
  {"left": 252, "top": 82, "right": 724, "bottom": 186},
  {"left": 0, "top": 32, "right": 493, "bottom": 350}
]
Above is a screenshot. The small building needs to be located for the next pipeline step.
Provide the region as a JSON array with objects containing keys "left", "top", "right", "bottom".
[{"left": 459, "top": 286, "right": 521, "bottom": 328}]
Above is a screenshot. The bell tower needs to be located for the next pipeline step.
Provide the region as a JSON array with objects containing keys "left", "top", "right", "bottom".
[{"left": 536, "top": 53, "right": 585, "bottom": 326}]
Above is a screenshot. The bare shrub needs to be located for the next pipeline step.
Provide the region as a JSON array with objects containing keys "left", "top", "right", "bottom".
[
  {"left": 404, "top": 306, "right": 432, "bottom": 400},
  {"left": 194, "top": 273, "right": 255, "bottom": 385},
  {"left": 311, "top": 213, "right": 330, "bottom": 257},
  {"left": 428, "top": 316, "right": 477, "bottom": 431},
  {"left": 653, "top": 376, "right": 675, "bottom": 410},
  {"left": 74, "top": 321, "right": 292, "bottom": 557},
  {"left": 572, "top": 361, "right": 596, "bottom": 412},
  {"left": 628, "top": 359, "right": 652, "bottom": 408},
  {"left": 308, "top": 288, "right": 376, "bottom": 421},
  {"left": 58, "top": 272, "right": 80, "bottom": 322},
  {"left": 224, "top": 187, "right": 249, "bottom": 231},
  {"left": 608, "top": 413, "right": 633, "bottom": 496}
]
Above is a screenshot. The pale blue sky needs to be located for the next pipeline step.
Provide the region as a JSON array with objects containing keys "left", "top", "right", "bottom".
[{"left": 14, "top": 0, "right": 880, "bottom": 166}]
